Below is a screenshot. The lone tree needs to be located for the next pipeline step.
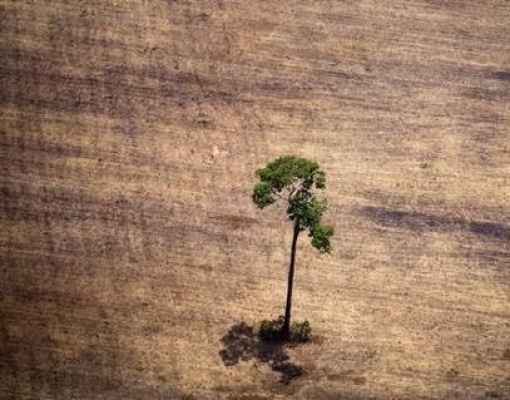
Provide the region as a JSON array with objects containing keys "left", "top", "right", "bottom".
[{"left": 252, "top": 156, "right": 334, "bottom": 339}]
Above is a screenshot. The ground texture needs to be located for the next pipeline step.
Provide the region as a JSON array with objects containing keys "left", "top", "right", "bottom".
[{"left": 1, "top": 1, "right": 510, "bottom": 399}]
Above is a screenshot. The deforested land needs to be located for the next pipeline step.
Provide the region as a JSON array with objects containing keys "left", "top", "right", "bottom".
[{"left": 1, "top": 1, "right": 510, "bottom": 399}]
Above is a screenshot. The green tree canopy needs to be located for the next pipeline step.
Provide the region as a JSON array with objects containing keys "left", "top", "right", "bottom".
[{"left": 253, "top": 155, "right": 333, "bottom": 253}]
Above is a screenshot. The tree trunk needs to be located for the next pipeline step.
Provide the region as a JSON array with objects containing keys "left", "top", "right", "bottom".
[{"left": 282, "top": 220, "right": 300, "bottom": 340}]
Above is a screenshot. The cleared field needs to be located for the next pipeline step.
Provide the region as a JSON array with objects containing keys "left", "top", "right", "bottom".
[{"left": 1, "top": 0, "right": 509, "bottom": 399}]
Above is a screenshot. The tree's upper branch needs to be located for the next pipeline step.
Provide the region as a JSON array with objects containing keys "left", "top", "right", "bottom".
[
  {"left": 287, "top": 181, "right": 300, "bottom": 201},
  {"left": 272, "top": 189, "right": 286, "bottom": 200}
]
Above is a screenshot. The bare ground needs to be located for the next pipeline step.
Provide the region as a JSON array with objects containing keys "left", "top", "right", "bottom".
[{"left": 1, "top": 1, "right": 510, "bottom": 399}]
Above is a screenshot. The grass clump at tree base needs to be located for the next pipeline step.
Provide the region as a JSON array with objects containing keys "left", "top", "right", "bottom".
[{"left": 258, "top": 316, "right": 312, "bottom": 344}]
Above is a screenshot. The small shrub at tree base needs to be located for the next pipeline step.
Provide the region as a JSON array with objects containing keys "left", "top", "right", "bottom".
[
  {"left": 290, "top": 320, "right": 311, "bottom": 343},
  {"left": 258, "top": 317, "right": 311, "bottom": 343},
  {"left": 258, "top": 316, "right": 285, "bottom": 342}
]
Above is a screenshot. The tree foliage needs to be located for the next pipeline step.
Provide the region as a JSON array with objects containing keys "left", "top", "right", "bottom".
[{"left": 253, "top": 155, "right": 333, "bottom": 252}]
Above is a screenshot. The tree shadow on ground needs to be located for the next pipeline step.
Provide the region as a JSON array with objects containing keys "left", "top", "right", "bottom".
[{"left": 219, "top": 322, "right": 303, "bottom": 385}]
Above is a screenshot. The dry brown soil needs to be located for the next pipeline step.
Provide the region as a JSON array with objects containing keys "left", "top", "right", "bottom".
[{"left": 1, "top": 1, "right": 510, "bottom": 399}]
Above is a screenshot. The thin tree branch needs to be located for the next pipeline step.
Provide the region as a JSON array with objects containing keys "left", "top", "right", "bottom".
[
  {"left": 287, "top": 181, "right": 300, "bottom": 201},
  {"left": 272, "top": 189, "right": 285, "bottom": 200}
]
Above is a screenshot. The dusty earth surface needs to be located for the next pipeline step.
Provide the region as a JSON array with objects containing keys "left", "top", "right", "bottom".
[{"left": 1, "top": 0, "right": 510, "bottom": 399}]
